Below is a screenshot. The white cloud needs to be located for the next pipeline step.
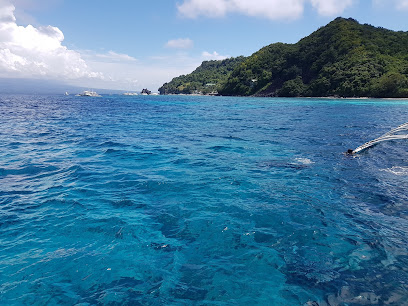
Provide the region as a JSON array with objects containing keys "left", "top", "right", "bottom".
[
  {"left": 177, "top": 0, "right": 230, "bottom": 18},
  {"left": 165, "top": 38, "right": 194, "bottom": 49},
  {"left": 310, "top": 0, "right": 354, "bottom": 16},
  {"left": 395, "top": 0, "right": 408, "bottom": 9},
  {"left": 373, "top": 0, "right": 408, "bottom": 10},
  {"left": 0, "top": 0, "right": 102, "bottom": 80},
  {"left": 202, "top": 51, "right": 228, "bottom": 60},
  {"left": 94, "top": 51, "right": 137, "bottom": 62},
  {"left": 177, "top": 0, "right": 356, "bottom": 19},
  {"left": 178, "top": 0, "right": 305, "bottom": 20}
]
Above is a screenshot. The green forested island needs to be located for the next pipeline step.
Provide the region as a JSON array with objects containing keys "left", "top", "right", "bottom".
[
  {"left": 159, "top": 56, "right": 245, "bottom": 95},
  {"left": 159, "top": 18, "right": 408, "bottom": 98}
]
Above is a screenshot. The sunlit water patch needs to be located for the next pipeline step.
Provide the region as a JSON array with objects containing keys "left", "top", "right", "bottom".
[{"left": 1, "top": 95, "right": 408, "bottom": 305}]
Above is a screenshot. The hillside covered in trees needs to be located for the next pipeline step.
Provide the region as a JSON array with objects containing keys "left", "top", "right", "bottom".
[
  {"left": 158, "top": 56, "right": 245, "bottom": 95},
  {"left": 160, "top": 18, "right": 408, "bottom": 98}
]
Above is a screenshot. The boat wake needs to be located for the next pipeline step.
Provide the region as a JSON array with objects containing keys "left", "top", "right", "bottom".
[{"left": 380, "top": 166, "right": 408, "bottom": 176}]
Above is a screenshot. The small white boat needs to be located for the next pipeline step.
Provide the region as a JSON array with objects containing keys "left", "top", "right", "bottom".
[
  {"left": 77, "top": 90, "right": 101, "bottom": 97},
  {"left": 123, "top": 92, "right": 138, "bottom": 96},
  {"left": 65, "top": 92, "right": 69, "bottom": 96}
]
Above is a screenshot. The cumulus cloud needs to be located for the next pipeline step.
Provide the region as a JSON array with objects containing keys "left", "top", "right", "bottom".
[
  {"left": 0, "top": 0, "right": 102, "bottom": 80},
  {"left": 310, "top": 0, "right": 354, "bottom": 16},
  {"left": 202, "top": 51, "right": 228, "bottom": 60},
  {"left": 165, "top": 38, "right": 194, "bottom": 49},
  {"left": 178, "top": 0, "right": 230, "bottom": 18},
  {"left": 177, "top": 0, "right": 356, "bottom": 20}
]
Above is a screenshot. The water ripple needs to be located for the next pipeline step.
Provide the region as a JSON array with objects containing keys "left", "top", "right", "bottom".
[{"left": 1, "top": 95, "right": 408, "bottom": 304}]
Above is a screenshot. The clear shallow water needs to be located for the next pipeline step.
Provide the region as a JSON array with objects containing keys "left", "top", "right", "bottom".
[{"left": 0, "top": 95, "right": 408, "bottom": 305}]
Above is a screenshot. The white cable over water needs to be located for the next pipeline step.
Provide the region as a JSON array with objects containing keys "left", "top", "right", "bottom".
[{"left": 352, "top": 121, "right": 408, "bottom": 154}]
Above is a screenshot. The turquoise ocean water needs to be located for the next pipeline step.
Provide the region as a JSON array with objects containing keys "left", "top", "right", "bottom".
[{"left": 1, "top": 95, "right": 408, "bottom": 305}]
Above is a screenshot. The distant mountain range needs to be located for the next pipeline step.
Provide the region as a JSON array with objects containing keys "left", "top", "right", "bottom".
[
  {"left": 160, "top": 18, "right": 408, "bottom": 98},
  {"left": 0, "top": 78, "right": 123, "bottom": 95}
]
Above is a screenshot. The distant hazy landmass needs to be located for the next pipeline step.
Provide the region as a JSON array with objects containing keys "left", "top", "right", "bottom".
[
  {"left": 0, "top": 78, "right": 123, "bottom": 95},
  {"left": 0, "top": 78, "right": 81, "bottom": 95},
  {"left": 161, "top": 18, "right": 408, "bottom": 98}
]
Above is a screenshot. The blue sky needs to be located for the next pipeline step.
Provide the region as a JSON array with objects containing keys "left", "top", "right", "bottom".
[{"left": 1, "top": 0, "right": 408, "bottom": 91}]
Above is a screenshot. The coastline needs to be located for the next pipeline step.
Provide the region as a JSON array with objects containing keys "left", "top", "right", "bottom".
[{"left": 160, "top": 93, "right": 408, "bottom": 100}]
